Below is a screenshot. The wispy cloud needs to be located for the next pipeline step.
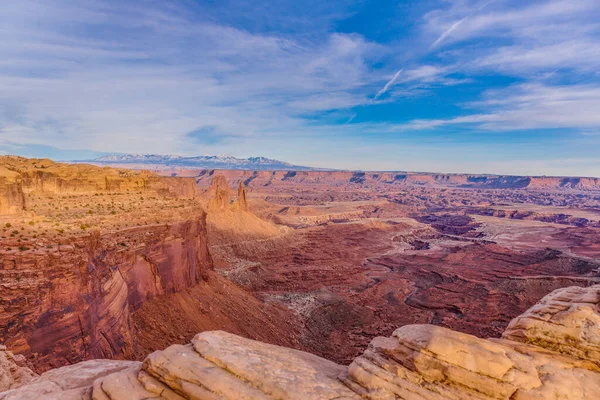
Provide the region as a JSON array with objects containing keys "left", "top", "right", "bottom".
[
  {"left": 394, "top": 82, "right": 600, "bottom": 132},
  {"left": 401, "top": 0, "right": 600, "bottom": 142},
  {"left": 0, "top": 0, "right": 385, "bottom": 155}
]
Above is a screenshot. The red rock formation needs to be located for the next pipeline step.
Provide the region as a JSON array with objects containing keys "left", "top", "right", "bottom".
[
  {"left": 203, "top": 175, "right": 281, "bottom": 247},
  {"left": 0, "top": 160, "right": 302, "bottom": 375},
  {"left": 205, "top": 175, "right": 232, "bottom": 212},
  {"left": 235, "top": 181, "right": 249, "bottom": 211},
  {"left": 0, "top": 219, "right": 212, "bottom": 372}
]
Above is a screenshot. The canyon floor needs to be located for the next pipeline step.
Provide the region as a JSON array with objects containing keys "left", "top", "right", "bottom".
[
  {"left": 1, "top": 157, "right": 600, "bottom": 372},
  {"left": 198, "top": 173, "right": 600, "bottom": 364}
]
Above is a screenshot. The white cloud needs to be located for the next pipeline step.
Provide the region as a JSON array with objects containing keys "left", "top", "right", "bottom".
[
  {"left": 394, "top": 82, "right": 600, "bottom": 131},
  {"left": 424, "top": 0, "right": 600, "bottom": 75},
  {"left": 0, "top": 0, "right": 386, "bottom": 154},
  {"left": 475, "top": 40, "right": 600, "bottom": 73},
  {"left": 0, "top": 0, "right": 598, "bottom": 176}
]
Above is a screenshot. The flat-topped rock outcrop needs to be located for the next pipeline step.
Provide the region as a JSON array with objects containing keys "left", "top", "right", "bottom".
[
  {"left": 0, "top": 156, "right": 197, "bottom": 215},
  {"left": 2, "top": 284, "right": 598, "bottom": 399}
]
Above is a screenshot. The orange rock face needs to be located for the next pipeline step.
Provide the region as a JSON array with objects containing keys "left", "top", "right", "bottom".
[
  {"left": 0, "top": 158, "right": 210, "bottom": 371},
  {"left": 0, "top": 167, "right": 25, "bottom": 215},
  {"left": 190, "top": 169, "right": 600, "bottom": 191},
  {"left": 0, "top": 156, "right": 197, "bottom": 215}
]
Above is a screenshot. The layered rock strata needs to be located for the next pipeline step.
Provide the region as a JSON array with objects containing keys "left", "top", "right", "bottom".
[
  {"left": 2, "top": 284, "right": 598, "bottom": 399},
  {"left": 0, "top": 156, "right": 197, "bottom": 215},
  {"left": 0, "top": 219, "right": 212, "bottom": 371},
  {"left": 192, "top": 169, "right": 600, "bottom": 191}
]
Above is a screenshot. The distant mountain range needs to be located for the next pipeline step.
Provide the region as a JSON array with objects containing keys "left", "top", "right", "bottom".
[{"left": 84, "top": 154, "right": 318, "bottom": 171}]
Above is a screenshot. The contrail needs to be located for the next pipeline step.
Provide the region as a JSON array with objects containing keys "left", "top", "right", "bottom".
[
  {"left": 430, "top": 0, "right": 495, "bottom": 49},
  {"left": 430, "top": 16, "right": 468, "bottom": 48},
  {"left": 374, "top": 69, "right": 403, "bottom": 99}
]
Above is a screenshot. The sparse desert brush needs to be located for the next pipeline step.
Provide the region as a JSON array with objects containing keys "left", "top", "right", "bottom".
[{"left": 5, "top": 223, "right": 12, "bottom": 228}]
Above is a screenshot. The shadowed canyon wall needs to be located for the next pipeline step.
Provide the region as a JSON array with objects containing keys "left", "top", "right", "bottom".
[
  {"left": 0, "top": 219, "right": 212, "bottom": 371},
  {"left": 0, "top": 157, "right": 211, "bottom": 371}
]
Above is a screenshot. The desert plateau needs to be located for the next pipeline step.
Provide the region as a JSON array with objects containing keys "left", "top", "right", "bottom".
[{"left": 1, "top": 156, "right": 599, "bottom": 399}]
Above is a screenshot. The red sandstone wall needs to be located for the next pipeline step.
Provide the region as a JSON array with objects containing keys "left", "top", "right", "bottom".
[{"left": 0, "top": 217, "right": 212, "bottom": 371}]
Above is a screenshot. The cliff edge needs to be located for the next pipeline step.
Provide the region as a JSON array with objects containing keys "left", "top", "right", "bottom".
[{"left": 2, "top": 284, "right": 598, "bottom": 399}]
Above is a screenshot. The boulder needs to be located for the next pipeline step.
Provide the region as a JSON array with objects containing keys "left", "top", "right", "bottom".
[
  {"left": 0, "top": 360, "right": 139, "bottom": 400},
  {"left": 502, "top": 285, "right": 600, "bottom": 364},
  {"left": 0, "top": 347, "right": 36, "bottom": 392}
]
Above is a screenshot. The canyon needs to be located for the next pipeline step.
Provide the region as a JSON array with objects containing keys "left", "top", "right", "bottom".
[
  {"left": 1, "top": 156, "right": 600, "bottom": 398},
  {"left": 1, "top": 284, "right": 599, "bottom": 399},
  {"left": 0, "top": 157, "right": 302, "bottom": 373}
]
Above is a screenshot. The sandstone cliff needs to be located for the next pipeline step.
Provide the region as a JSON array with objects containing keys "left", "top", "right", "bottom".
[
  {"left": 0, "top": 219, "right": 212, "bottom": 371},
  {"left": 193, "top": 169, "right": 600, "bottom": 191},
  {"left": 2, "top": 284, "right": 598, "bottom": 399},
  {"left": 0, "top": 167, "right": 25, "bottom": 215},
  {"left": 0, "top": 160, "right": 303, "bottom": 374},
  {"left": 0, "top": 156, "right": 197, "bottom": 215}
]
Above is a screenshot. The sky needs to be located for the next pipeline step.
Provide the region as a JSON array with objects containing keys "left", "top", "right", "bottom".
[{"left": 1, "top": 0, "right": 600, "bottom": 176}]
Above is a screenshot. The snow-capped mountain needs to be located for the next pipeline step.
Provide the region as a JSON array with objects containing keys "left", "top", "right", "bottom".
[{"left": 86, "top": 154, "right": 317, "bottom": 171}]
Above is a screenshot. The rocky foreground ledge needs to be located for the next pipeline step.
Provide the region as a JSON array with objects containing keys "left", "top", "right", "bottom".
[{"left": 1, "top": 285, "right": 599, "bottom": 400}]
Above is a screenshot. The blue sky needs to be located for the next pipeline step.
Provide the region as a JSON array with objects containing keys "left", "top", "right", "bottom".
[{"left": 1, "top": 0, "right": 600, "bottom": 176}]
